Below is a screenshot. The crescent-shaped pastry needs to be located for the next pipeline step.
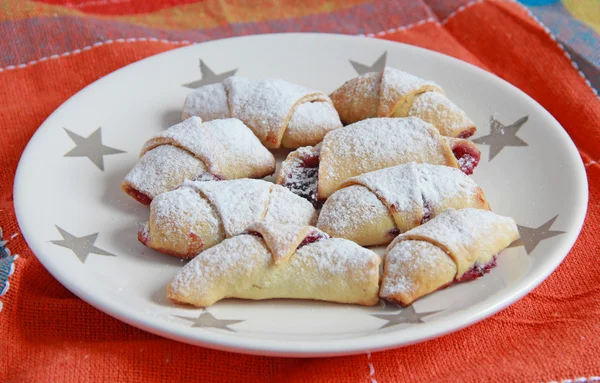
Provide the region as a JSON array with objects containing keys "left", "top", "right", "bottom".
[
  {"left": 380, "top": 208, "right": 519, "bottom": 306},
  {"left": 330, "top": 66, "right": 476, "bottom": 138},
  {"left": 317, "top": 163, "right": 490, "bottom": 246},
  {"left": 139, "top": 179, "right": 317, "bottom": 258},
  {"left": 182, "top": 77, "right": 343, "bottom": 149},
  {"left": 121, "top": 117, "right": 275, "bottom": 205},
  {"left": 167, "top": 223, "right": 382, "bottom": 307},
  {"left": 276, "top": 117, "right": 480, "bottom": 203}
]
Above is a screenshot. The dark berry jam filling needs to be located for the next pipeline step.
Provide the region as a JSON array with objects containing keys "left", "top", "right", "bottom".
[
  {"left": 421, "top": 199, "right": 433, "bottom": 224},
  {"left": 451, "top": 142, "right": 480, "bottom": 175},
  {"left": 281, "top": 154, "right": 320, "bottom": 207},
  {"left": 456, "top": 255, "right": 497, "bottom": 282},
  {"left": 457, "top": 128, "right": 476, "bottom": 139},
  {"left": 124, "top": 185, "right": 153, "bottom": 206},
  {"left": 297, "top": 231, "right": 329, "bottom": 249},
  {"left": 386, "top": 228, "right": 400, "bottom": 238}
]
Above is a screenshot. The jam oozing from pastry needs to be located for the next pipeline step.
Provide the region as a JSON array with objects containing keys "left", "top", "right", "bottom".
[
  {"left": 451, "top": 142, "right": 480, "bottom": 175},
  {"left": 297, "top": 231, "right": 330, "bottom": 249},
  {"left": 123, "top": 184, "right": 153, "bottom": 206},
  {"left": 138, "top": 226, "right": 150, "bottom": 245},
  {"left": 456, "top": 255, "right": 498, "bottom": 282},
  {"left": 386, "top": 228, "right": 401, "bottom": 238},
  {"left": 281, "top": 154, "right": 320, "bottom": 207},
  {"left": 457, "top": 128, "right": 476, "bottom": 139}
]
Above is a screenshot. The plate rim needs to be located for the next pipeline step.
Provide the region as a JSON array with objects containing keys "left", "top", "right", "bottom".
[{"left": 13, "top": 32, "right": 589, "bottom": 357}]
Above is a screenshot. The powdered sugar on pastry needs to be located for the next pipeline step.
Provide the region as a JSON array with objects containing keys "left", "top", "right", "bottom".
[
  {"left": 185, "top": 179, "right": 271, "bottom": 237},
  {"left": 142, "top": 179, "right": 317, "bottom": 258},
  {"left": 247, "top": 223, "right": 315, "bottom": 264},
  {"left": 225, "top": 77, "right": 328, "bottom": 146},
  {"left": 409, "top": 92, "right": 475, "bottom": 137},
  {"left": 283, "top": 101, "right": 342, "bottom": 147},
  {"left": 150, "top": 185, "right": 220, "bottom": 239},
  {"left": 317, "top": 184, "right": 391, "bottom": 235},
  {"left": 124, "top": 144, "right": 207, "bottom": 200},
  {"left": 169, "top": 234, "right": 269, "bottom": 295},
  {"left": 263, "top": 185, "right": 317, "bottom": 226},
  {"left": 380, "top": 240, "right": 455, "bottom": 298},
  {"left": 292, "top": 238, "right": 380, "bottom": 285},
  {"left": 143, "top": 117, "right": 275, "bottom": 179},
  {"left": 318, "top": 117, "right": 455, "bottom": 197},
  {"left": 182, "top": 83, "right": 230, "bottom": 121},
  {"left": 379, "top": 67, "right": 443, "bottom": 117}
]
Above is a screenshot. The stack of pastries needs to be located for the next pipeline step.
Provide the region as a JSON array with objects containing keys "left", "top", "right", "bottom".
[{"left": 122, "top": 67, "right": 519, "bottom": 308}]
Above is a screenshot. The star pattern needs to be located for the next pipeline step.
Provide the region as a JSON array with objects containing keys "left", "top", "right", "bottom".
[
  {"left": 350, "top": 51, "right": 387, "bottom": 75},
  {"left": 175, "top": 310, "right": 244, "bottom": 332},
  {"left": 509, "top": 215, "right": 566, "bottom": 255},
  {"left": 50, "top": 226, "right": 116, "bottom": 263},
  {"left": 182, "top": 60, "right": 238, "bottom": 89},
  {"left": 472, "top": 116, "right": 529, "bottom": 161},
  {"left": 371, "top": 305, "right": 441, "bottom": 329},
  {"left": 63, "top": 128, "right": 124, "bottom": 171}
]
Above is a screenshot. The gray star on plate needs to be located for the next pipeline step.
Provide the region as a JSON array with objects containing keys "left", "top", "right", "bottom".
[
  {"left": 50, "top": 226, "right": 116, "bottom": 263},
  {"left": 350, "top": 51, "right": 387, "bottom": 75},
  {"left": 371, "top": 306, "right": 441, "bottom": 329},
  {"left": 182, "top": 60, "right": 238, "bottom": 89},
  {"left": 509, "top": 215, "right": 566, "bottom": 255},
  {"left": 175, "top": 310, "right": 244, "bottom": 332},
  {"left": 472, "top": 116, "right": 529, "bottom": 161},
  {"left": 64, "top": 127, "right": 124, "bottom": 171}
]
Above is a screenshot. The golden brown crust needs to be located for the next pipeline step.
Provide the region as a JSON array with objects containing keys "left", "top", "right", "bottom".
[
  {"left": 330, "top": 67, "right": 476, "bottom": 138},
  {"left": 380, "top": 208, "right": 520, "bottom": 305},
  {"left": 329, "top": 72, "right": 381, "bottom": 125},
  {"left": 122, "top": 117, "right": 275, "bottom": 204},
  {"left": 318, "top": 163, "right": 490, "bottom": 246},
  {"left": 167, "top": 225, "right": 382, "bottom": 307},
  {"left": 183, "top": 78, "right": 342, "bottom": 149},
  {"left": 316, "top": 117, "right": 458, "bottom": 199},
  {"left": 140, "top": 180, "right": 317, "bottom": 258}
]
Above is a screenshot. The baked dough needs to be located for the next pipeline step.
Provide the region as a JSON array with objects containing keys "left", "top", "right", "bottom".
[
  {"left": 139, "top": 179, "right": 316, "bottom": 258},
  {"left": 317, "top": 163, "right": 490, "bottom": 246},
  {"left": 276, "top": 117, "right": 480, "bottom": 202},
  {"left": 167, "top": 223, "right": 382, "bottom": 307},
  {"left": 330, "top": 66, "right": 476, "bottom": 138},
  {"left": 121, "top": 117, "right": 275, "bottom": 205},
  {"left": 182, "top": 77, "right": 343, "bottom": 149},
  {"left": 379, "top": 208, "right": 519, "bottom": 306}
]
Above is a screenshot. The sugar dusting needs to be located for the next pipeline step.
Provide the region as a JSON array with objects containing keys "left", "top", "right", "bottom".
[
  {"left": 379, "top": 67, "right": 442, "bottom": 116},
  {"left": 285, "top": 101, "right": 342, "bottom": 142},
  {"left": 380, "top": 240, "right": 445, "bottom": 297},
  {"left": 150, "top": 185, "right": 219, "bottom": 240},
  {"left": 291, "top": 238, "right": 380, "bottom": 286},
  {"left": 409, "top": 91, "right": 474, "bottom": 136},
  {"left": 124, "top": 145, "right": 206, "bottom": 199},
  {"left": 320, "top": 117, "right": 448, "bottom": 182},
  {"left": 225, "top": 77, "right": 325, "bottom": 144},
  {"left": 263, "top": 185, "right": 317, "bottom": 226},
  {"left": 182, "top": 83, "right": 230, "bottom": 121},
  {"left": 317, "top": 185, "right": 390, "bottom": 234},
  {"left": 185, "top": 179, "right": 271, "bottom": 237}
]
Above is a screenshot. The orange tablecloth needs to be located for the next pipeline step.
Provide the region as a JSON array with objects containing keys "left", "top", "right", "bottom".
[{"left": 1, "top": 0, "right": 599, "bottom": 381}]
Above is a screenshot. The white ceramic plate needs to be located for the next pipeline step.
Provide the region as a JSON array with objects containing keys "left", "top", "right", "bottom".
[{"left": 14, "top": 34, "right": 588, "bottom": 357}]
